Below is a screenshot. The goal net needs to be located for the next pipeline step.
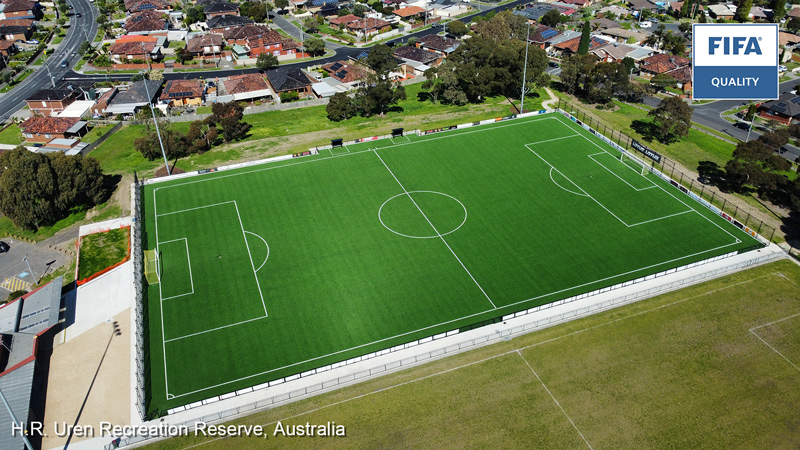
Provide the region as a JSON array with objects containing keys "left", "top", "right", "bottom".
[
  {"left": 618, "top": 151, "right": 649, "bottom": 176},
  {"left": 144, "top": 249, "right": 160, "bottom": 284}
]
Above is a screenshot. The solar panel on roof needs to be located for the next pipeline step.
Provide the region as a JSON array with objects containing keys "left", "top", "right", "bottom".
[
  {"left": 335, "top": 70, "right": 347, "bottom": 78},
  {"left": 790, "top": 97, "right": 800, "bottom": 104},
  {"left": 330, "top": 62, "right": 343, "bottom": 71},
  {"left": 356, "top": 51, "right": 368, "bottom": 60},
  {"left": 541, "top": 29, "right": 558, "bottom": 38}
]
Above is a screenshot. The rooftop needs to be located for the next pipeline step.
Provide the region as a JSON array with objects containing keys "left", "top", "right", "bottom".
[{"left": 20, "top": 116, "right": 80, "bottom": 134}]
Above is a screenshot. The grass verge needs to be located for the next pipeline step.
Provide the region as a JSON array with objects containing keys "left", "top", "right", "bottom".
[{"left": 77, "top": 227, "right": 130, "bottom": 280}]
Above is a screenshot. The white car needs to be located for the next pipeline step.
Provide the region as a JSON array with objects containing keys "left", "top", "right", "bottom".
[{"left": 640, "top": 21, "right": 652, "bottom": 28}]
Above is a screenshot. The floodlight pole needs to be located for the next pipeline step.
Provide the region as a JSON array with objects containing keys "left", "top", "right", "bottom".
[
  {"left": 141, "top": 75, "right": 171, "bottom": 176},
  {"left": 22, "top": 254, "right": 37, "bottom": 284},
  {"left": 520, "top": 20, "right": 530, "bottom": 114}
]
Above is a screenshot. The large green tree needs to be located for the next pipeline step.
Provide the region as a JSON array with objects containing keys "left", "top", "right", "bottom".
[
  {"left": 364, "top": 44, "right": 399, "bottom": 77},
  {"left": 326, "top": 92, "right": 356, "bottom": 121},
  {"left": 0, "top": 148, "right": 106, "bottom": 230},
  {"left": 540, "top": 8, "right": 561, "bottom": 27},
  {"left": 736, "top": 0, "right": 753, "bottom": 22},
  {"left": 772, "top": 0, "right": 787, "bottom": 22},
  {"left": 578, "top": 20, "right": 591, "bottom": 55},
  {"left": 647, "top": 96, "right": 693, "bottom": 142},
  {"left": 303, "top": 37, "right": 325, "bottom": 56},
  {"left": 256, "top": 53, "right": 279, "bottom": 70}
]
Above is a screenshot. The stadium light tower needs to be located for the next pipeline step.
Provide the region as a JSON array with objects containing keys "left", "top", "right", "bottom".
[
  {"left": 140, "top": 74, "right": 171, "bottom": 176},
  {"left": 520, "top": 20, "right": 531, "bottom": 114}
]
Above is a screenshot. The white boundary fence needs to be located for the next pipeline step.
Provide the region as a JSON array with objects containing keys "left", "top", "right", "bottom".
[{"left": 124, "top": 109, "right": 780, "bottom": 446}]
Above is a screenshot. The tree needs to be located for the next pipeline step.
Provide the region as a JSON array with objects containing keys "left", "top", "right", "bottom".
[
  {"left": 745, "top": 103, "right": 757, "bottom": 121},
  {"left": 264, "top": 2, "right": 274, "bottom": 22},
  {"left": 248, "top": 2, "right": 266, "bottom": 22},
  {"left": 357, "top": 77, "right": 406, "bottom": 116},
  {"left": 679, "top": 0, "right": 691, "bottom": 18},
  {"left": 184, "top": 5, "right": 204, "bottom": 25},
  {"left": 621, "top": 56, "right": 636, "bottom": 76},
  {"left": 134, "top": 122, "right": 186, "bottom": 160},
  {"left": 176, "top": 47, "right": 193, "bottom": 63},
  {"left": 134, "top": 104, "right": 164, "bottom": 122},
  {"left": 604, "top": 12, "right": 617, "bottom": 21},
  {"left": 148, "top": 69, "right": 163, "bottom": 81},
  {"left": 578, "top": 20, "right": 591, "bottom": 55},
  {"left": 736, "top": 0, "right": 752, "bottom": 22},
  {"left": 647, "top": 96, "right": 693, "bottom": 142},
  {"left": 256, "top": 53, "right": 279, "bottom": 70},
  {"left": 699, "top": 10, "right": 707, "bottom": 23},
  {"left": 650, "top": 72, "right": 677, "bottom": 89},
  {"left": 0, "top": 148, "right": 106, "bottom": 230},
  {"left": 352, "top": 3, "right": 366, "bottom": 17},
  {"left": 789, "top": 17, "right": 800, "bottom": 33},
  {"left": 772, "top": 0, "right": 787, "bottom": 23},
  {"left": 326, "top": 92, "right": 356, "bottom": 121},
  {"left": 303, "top": 37, "right": 325, "bottom": 56},
  {"left": 275, "top": 0, "right": 289, "bottom": 10},
  {"left": 1, "top": 71, "right": 11, "bottom": 85},
  {"left": 448, "top": 20, "right": 469, "bottom": 37},
  {"left": 679, "top": 21, "right": 691, "bottom": 34},
  {"left": 78, "top": 41, "right": 92, "bottom": 56},
  {"left": 304, "top": 16, "right": 322, "bottom": 33},
  {"left": 96, "top": 14, "right": 108, "bottom": 26},
  {"left": 365, "top": 44, "right": 398, "bottom": 77}
]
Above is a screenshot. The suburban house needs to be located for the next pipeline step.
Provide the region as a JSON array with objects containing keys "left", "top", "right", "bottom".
[
  {"left": 0, "top": 17, "right": 32, "bottom": 31},
  {"left": 0, "top": 278, "right": 64, "bottom": 450},
  {"left": 589, "top": 42, "right": 635, "bottom": 62},
  {"left": 329, "top": 13, "right": 359, "bottom": 28},
  {"left": 160, "top": 79, "right": 204, "bottom": 106},
  {"left": 91, "top": 87, "right": 118, "bottom": 116},
  {"left": 0, "top": 39, "right": 16, "bottom": 57},
  {"left": 637, "top": 53, "right": 691, "bottom": 78},
  {"left": 20, "top": 117, "right": 86, "bottom": 143},
  {"left": 221, "top": 23, "right": 272, "bottom": 41},
  {"left": 600, "top": 27, "right": 649, "bottom": 45},
  {"left": 415, "top": 33, "right": 460, "bottom": 57},
  {"left": 0, "top": 24, "right": 29, "bottom": 40},
  {"left": 204, "top": 1, "right": 239, "bottom": 19},
  {"left": 666, "top": 65, "right": 692, "bottom": 92},
  {"left": 220, "top": 73, "right": 273, "bottom": 102},
  {"left": 627, "top": 0, "right": 658, "bottom": 12},
  {"left": 394, "top": 45, "right": 441, "bottom": 66},
  {"left": 124, "top": 0, "right": 171, "bottom": 12},
  {"left": 186, "top": 33, "right": 223, "bottom": 56},
  {"left": 561, "top": 0, "right": 592, "bottom": 7},
  {"left": 758, "top": 93, "right": 800, "bottom": 125},
  {"left": 527, "top": 25, "right": 562, "bottom": 49},
  {"left": 109, "top": 40, "right": 160, "bottom": 62},
  {"left": 124, "top": 10, "right": 169, "bottom": 33},
  {"left": 552, "top": 35, "right": 611, "bottom": 56},
  {"left": 346, "top": 17, "right": 392, "bottom": 38},
  {"left": 707, "top": 3, "right": 735, "bottom": 19},
  {"left": 513, "top": 3, "right": 560, "bottom": 22},
  {"left": 206, "top": 14, "right": 254, "bottom": 32},
  {"left": 0, "top": 0, "right": 37, "bottom": 20},
  {"left": 393, "top": 6, "right": 427, "bottom": 21},
  {"left": 590, "top": 18, "right": 620, "bottom": 30},
  {"left": 321, "top": 60, "right": 369, "bottom": 85},
  {"left": 25, "top": 89, "right": 75, "bottom": 116},
  {"left": 383, "top": 0, "right": 410, "bottom": 9},
  {"left": 247, "top": 34, "right": 301, "bottom": 57},
  {"left": 307, "top": 0, "right": 339, "bottom": 15},
  {"left": 104, "top": 79, "right": 162, "bottom": 116},
  {"left": 265, "top": 67, "right": 314, "bottom": 97},
  {"left": 668, "top": 1, "right": 702, "bottom": 15}
]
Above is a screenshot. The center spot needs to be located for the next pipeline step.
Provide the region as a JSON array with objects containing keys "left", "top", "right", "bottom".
[{"left": 378, "top": 191, "right": 467, "bottom": 239}]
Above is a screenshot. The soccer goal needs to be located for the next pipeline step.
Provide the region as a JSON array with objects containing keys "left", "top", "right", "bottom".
[
  {"left": 144, "top": 249, "right": 160, "bottom": 284},
  {"left": 618, "top": 150, "right": 649, "bottom": 176}
]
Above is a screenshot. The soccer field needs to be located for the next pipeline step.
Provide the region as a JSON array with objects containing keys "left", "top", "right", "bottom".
[{"left": 141, "top": 113, "right": 760, "bottom": 414}]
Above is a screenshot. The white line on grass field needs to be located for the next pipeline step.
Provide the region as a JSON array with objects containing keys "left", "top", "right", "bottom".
[
  {"left": 587, "top": 153, "right": 656, "bottom": 191},
  {"left": 182, "top": 273, "right": 779, "bottom": 450},
  {"left": 749, "top": 311, "right": 800, "bottom": 373},
  {"left": 149, "top": 116, "right": 562, "bottom": 193},
  {"left": 234, "top": 201, "right": 269, "bottom": 317},
  {"left": 157, "top": 238, "right": 195, "bottom": 301},
  {"left": 549, "top": 168, "right": 588, "bottom": 197},
  {"left": 165, "top": 316, "right": 267, "bottom": 343},
  {"left": 517, "top": 350, "right": 594, "bottom": 449},
  {"left": 152, "top": 188, "right": 172, "bottom": 398},
  {"left": 156, "top": 200, "right": 236, "bottom": 217},
  {"left": 371, "top": 148, "right": 497, "bottom": 310},
  {"left": 553, "top": 119, "right": 742, "bottom": 242},
  {"left": 244, "top": 231, "right": 270, "bottom": 273}
]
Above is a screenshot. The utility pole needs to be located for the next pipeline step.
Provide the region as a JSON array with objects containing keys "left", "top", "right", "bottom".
[
  {"left": 141, "top": 74, "right": 170, "bottom": 176},
  {"left": 22, "top": 254, "right": 37, "bottom": 284}
]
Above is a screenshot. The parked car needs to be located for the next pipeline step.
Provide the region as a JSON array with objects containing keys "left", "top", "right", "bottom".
[
  {"left": 0, "top": 241, "right": 9, "bottom": 253},
  {"left": 734, "top": 122, "right": 751, "bottom": 131},
  {"left": 548, "top": 61, "right": 559, "bottom": 68},
  {"left": 640, "top": 21, "right": 652, "bottom": 28},
  {"left": 779, "top": 65, "right": 788, "bottom": 72},
  {"left": 24, "top": 39, "right": 38, "bottom": 45}
]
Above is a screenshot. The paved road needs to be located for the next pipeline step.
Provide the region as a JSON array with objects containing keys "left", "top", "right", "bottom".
[
  {"left": 0, "top": 0, "right": 98, "bottom": 121},
  {"left": 0, "top": 239, "right": 71, "bottom": 293}
]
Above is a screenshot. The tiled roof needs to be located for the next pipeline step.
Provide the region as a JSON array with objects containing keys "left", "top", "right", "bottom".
[
  {"left": 110, "top": 41, "right": 155, "bottom": 55},
  {"left": 528, "top": 24, "right": 561, "bottom": 43},
  {"left": 417, "top": 33, "right": 460, "bottom": 52},
  {"left": 553, "top": 35, "right": 608, "bottom": 53},
  {"left": 266, "top": 67, "right": 312, "bottom": 92},
  {"left": 628, "top": 0, "right": 658, "bottom": 10},
  {"left": 666, "top": 65, "right": 691, "bottom": 83},
  {"left": 513, "top": 3, "right": 558, "bottom": 21},
  {"left": 779, "top": 31, "right": 800, "bottom": 46},
  {"left": 160, "top": 79, "right": 203, "bottom": 100},
  {"left": 394, "top": 45, "right": 439, "bottom": 64},
  {"left": 590, "top": 42, "right": 634, "bottom": 60},
  {"left": 329, "top": 13, "right": 359, "bottom": 25},
  {"left": 0, "top": 18, "right": 32, "bottom": 27},
  {"left": 0, "top": 0, "right": 34, "bottom": 12},
  {"left": 0, "top": 40, "right": 15, "bottom": 51},
  {"left": 346, "top": 17, "right": 391, "bottom": 32},
  {"left": 204, "top": 1, "right": 238, "bottom": 13},
  {"left": 590, "top": 18, "right": 620, "bottom": 29},
  {"left": 221, "top": 24, "right": 272, "bottom": 40},
  {"left": 20, "top": 116, "right": 80, "bottom": 134},
  {"left": 762, "top": 92, "right": 800, "bottom": 117},
  {"left": 393, "top": 6, "right": 425, "bottom": 17},
  {"left": 224, "top": 73, "right": 270, "bottom": 94},
  {"left": 207, "top": 14, "right": 254, "bottom": 29},
  {"left": 125, "top": 10, "right": 168, "bottom": 32},
  {"left": 321, "top": 60, "right": 367, "bottom": 83},
  {"left": 124, "top": 0, "right": 168, "bottom": 11},
  {"left": 0, "top": 25, "right": 28, "bottom": 35},
  {"left": 186, "top": 33, "right": 222, "bottom": 52},
  {"left": 111, "top": 79, "right": 162, "bottom": 103},
  {"left": 95, "top": 88, "right": 117, "bottom": 105},
  {"left": 26, "top": 88, "right": 72, "bottom": 101},
  {"left": 639, "top": 53, "right": 690, "bottom": 74}
]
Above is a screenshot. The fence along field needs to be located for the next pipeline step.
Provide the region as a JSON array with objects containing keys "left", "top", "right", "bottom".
[{"left": 139, "top": 113, "right": 762, "bottom": 415}]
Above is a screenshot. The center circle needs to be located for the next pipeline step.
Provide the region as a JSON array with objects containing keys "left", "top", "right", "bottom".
[{"left": 378, "top": 191, "right": 467, "bottom": 239}]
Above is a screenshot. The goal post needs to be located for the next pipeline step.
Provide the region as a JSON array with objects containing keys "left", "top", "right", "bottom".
[
  {"left": 619, "top": 150, "right": 648, "bottom": 176},
  {"left": 144, "top": 249, "right": 160, "bottom": 284}
]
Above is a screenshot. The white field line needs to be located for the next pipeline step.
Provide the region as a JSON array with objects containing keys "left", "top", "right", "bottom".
[
  {"left": 234, "top": 201, "right": 268, "bottom": 318},
  {"left": 156, "top": 200, "right": 236, "bottom": 217},
  {"left": 152, "top": 188, "right": 171, "bottom": 397},
  {"left": 244, "top": 231, "right": 270, "bottom": 273},
  {"left": 554, "top": 118, "right": 742, "bottom": 243},
  {"left": 516, "top": 350, "right": 594, "bottom": 450},
  {"left": 549, "top": 168, "right": 588, "bottom": 197},
  {"left": 182, "top": 273, "right": 779, "bottom": 450},
  {"left": 749, "top": 310, "right": 800, "bottom": 373},
  {"left": 371, "top": 148, "right": 497, "bottom": 310},
  {"left": 165, "top": 316, "right": 268, "bottom": 343},
  {"left": 587, "top": 153, "right": 655, "bottom": 192},
  {"left": 151, "top": 116, "right": 561, "bottom": 193},
  {"left": 158, "top": 238, "right": 195, "bottom": 301}
]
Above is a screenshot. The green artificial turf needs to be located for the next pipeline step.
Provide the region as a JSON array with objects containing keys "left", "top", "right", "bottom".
[{"left": 141, "top": 113, "right": 760, "bottom": 415}]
